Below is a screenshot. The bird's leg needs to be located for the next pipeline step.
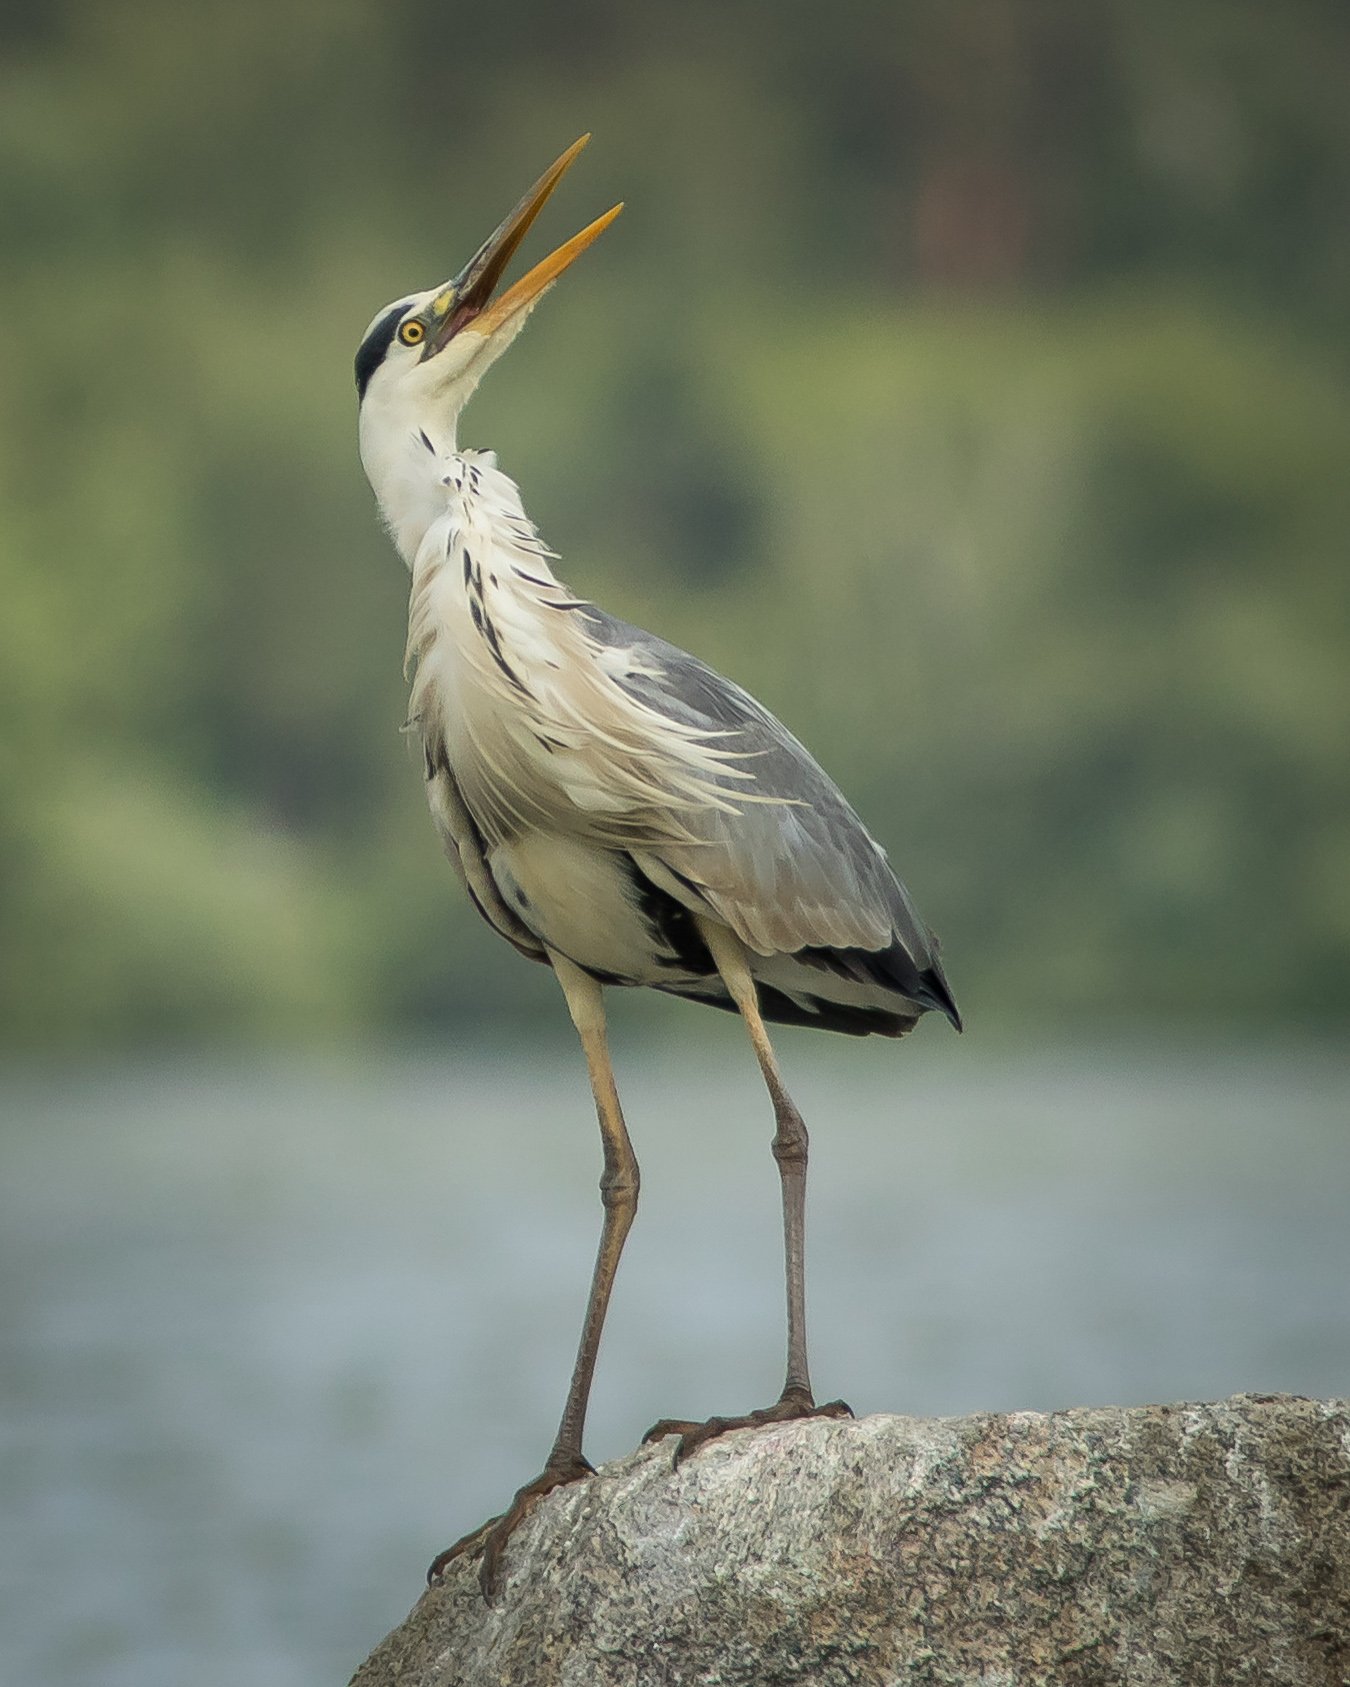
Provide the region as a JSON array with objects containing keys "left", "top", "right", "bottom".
[
  {"left": 428, "top": 952, "right": 639, "bottom": 1601},
  {"left": 644, "top": 918, "right": 851, "bottom": 1463},
  {"left": 544, "top": 953, "right": 642, "bottom": 1467}
]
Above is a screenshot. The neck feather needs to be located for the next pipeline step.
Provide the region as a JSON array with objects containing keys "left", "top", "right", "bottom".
[{"left": 359, "top": 397, "right": 466, "bottom": 565}]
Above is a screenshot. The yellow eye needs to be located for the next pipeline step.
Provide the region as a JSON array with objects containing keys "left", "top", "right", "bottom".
[{"left": 398, "top": 320, "right": 426, "bottom": 346}]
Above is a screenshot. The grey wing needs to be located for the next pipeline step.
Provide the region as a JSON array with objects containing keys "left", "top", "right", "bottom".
[{"left": 583, "top": 609, "right": 960, "bottom": 1028}]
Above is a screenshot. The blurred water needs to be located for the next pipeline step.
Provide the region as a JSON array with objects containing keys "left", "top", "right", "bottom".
[{"left": 1, "top": 1036, "right": 1347, "bottom": 1686}]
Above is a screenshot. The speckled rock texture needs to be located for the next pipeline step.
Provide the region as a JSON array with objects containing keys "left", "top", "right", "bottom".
[{"left": 349, "top": 1394, "right": 1349, "bottom": 1686}]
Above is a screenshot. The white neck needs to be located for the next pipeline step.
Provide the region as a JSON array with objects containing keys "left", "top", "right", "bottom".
[
  {"left": 359, "top": 392, "right": 471, "bottom": 566},
  {"left": 358, "top": 309, "right": 541, "bottom": 565}
]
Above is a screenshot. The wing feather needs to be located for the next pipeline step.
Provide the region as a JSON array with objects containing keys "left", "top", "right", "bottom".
[{"left": 584, "top": 610, "right": 944, "bottom": 972}]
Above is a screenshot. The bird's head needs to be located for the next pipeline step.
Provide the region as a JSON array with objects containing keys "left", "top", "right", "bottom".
[{"left": 356, "top": 135, "right": 621, "bottom": 477}]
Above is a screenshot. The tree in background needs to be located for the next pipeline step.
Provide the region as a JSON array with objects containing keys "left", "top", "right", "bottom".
[{"left": 1, "top": 0, "right": 1346, "bottom": 1045}]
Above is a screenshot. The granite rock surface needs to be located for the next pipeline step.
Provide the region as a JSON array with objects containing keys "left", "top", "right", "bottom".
[{"left": 348, "top": 1394, "right": 1350, "bottom": 1686}]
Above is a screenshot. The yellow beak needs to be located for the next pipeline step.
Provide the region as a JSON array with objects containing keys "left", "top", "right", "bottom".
[{"left": 426, "top": 135, "right": 622, "bottom": 357}]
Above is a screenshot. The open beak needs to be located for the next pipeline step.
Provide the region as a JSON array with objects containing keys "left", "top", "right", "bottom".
[{"left": 424, "top": 134, "right": 622, "bottom": 358}]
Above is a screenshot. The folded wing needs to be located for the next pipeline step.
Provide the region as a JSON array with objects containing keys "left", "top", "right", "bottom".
[{"left": 580, "top": 608, "right": 960, "bottom": 1028}]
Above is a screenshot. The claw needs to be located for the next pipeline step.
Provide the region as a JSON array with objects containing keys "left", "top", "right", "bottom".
[
  {"left": 644, "top": 1387, "right": 852, "bottom": 1465},
  {"left": 643, "top": 1416, "right": 703, "bottom": 1445},
  {"left": 426, "top": 1452, "right": 595, "bottom": 1602},
  {"left": 426, "top": 1514, "right": 496, "bottom": 1584}
]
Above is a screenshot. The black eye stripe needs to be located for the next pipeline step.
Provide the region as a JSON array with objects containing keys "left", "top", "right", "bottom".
[{"left": 354, "top": 303, "right": 412, "bottom": 400}]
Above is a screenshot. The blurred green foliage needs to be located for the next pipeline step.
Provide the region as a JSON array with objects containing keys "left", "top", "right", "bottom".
[{"left": 1, "top": 0, "right": 1346, "bottom": 1048}]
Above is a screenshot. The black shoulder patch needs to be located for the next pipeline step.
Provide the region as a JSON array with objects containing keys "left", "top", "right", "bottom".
[
  {"left": 622, "top": 857, "right": 715, "bottom": 976},
  {"left": 354, "top": 304, "right": 408, "bottom": 400}
]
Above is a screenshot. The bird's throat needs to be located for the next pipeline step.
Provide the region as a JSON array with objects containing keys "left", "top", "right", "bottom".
[{"left": 368, "top": 419, "right": 465, "bottom": 566}]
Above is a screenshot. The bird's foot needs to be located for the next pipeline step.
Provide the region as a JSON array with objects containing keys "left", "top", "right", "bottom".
[
  {"left": 643, "top": 1384, "right": 852, "bottom": 1466},
  {"left": 426, "top": 1449, "right": 595, "bottom": 1602}
]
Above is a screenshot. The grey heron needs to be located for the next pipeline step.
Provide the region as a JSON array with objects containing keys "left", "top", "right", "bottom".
[{"left": 355, "top": 135, "right": 960, "bottom": 1599}]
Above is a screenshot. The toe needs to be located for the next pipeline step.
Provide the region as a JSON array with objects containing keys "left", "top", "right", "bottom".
[
  {"left": 656, "top": 1391, "right": 855, "bottom": 1466},
  {"left": 427, "top": 1515, "right": 498, "bottom": 1585},
  {"left": 643, "top": 1417, "right": 701, "bottom": 1444},
  {"left": 427, "top": 1456, "right": 596, "bottom": 1599}
]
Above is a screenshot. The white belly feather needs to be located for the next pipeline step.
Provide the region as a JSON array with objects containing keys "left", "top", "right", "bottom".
[{"left": 485, "top": 834, "right": 675, "bottom": 983}]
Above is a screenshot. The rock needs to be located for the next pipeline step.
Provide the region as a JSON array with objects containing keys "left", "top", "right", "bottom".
[{"left": 348, "top": 1394, "right": 1350, "bottom": 1686}]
